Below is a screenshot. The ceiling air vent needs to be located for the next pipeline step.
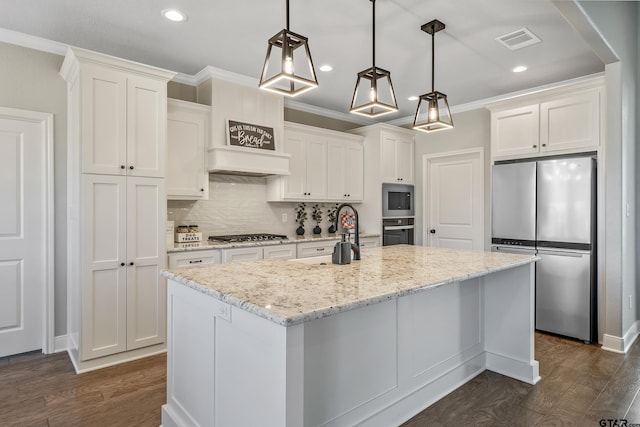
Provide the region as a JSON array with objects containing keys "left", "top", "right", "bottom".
[{"left": 495, "top": 27, "right": 541, "bottom": 50}]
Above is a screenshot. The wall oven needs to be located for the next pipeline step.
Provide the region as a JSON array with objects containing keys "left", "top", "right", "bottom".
[
  {"left": 382, "top": 183, "right": 414, "bottom": 218},
  {"left": 382, "top": 218, "right": 415, "bottom": 246}
]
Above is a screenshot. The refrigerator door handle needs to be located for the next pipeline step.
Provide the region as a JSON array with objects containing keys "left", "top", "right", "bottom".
[{"left": 536, "top": 248, "right": 589, "bottom": 257}]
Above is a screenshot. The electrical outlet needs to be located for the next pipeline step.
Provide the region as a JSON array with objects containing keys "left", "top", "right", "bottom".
[{"left": 282, "top": 213, "right": 288, "bottom": 223}]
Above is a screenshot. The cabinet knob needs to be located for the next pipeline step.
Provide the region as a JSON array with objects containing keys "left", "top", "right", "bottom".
[
  {"left": 430, "top": 229, "right": 436, "bottom": 234},
  {"left": 129, "top": 262, "right": 134, "bottom": 266},
  {"left": 120, "top": 262, "right": 125, "bottom": 267},
  {"left": 533, "top": 145, "right": 537, "bottom": 148},
  {"left": 129, "top": 165, "right": 134, "bottom": 170},
  {"left": 120, "top": 165, "right": 125, "bottom": 170},
  {"left": 200, "top": 188, "right": 204, "bottom": 192},
  {"left": 542, "top": 144, "right": 547, "bottom": 147}
]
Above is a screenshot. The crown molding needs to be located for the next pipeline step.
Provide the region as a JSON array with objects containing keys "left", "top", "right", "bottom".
[
  {"left": 173, "top": 65, "right": 259, "bottom": 87},
  {"left": 283, "top": 99, "right": 374, "bottom": 126},
  {"left": 0, "top": 28, "right": 68, "bottom": 56}
]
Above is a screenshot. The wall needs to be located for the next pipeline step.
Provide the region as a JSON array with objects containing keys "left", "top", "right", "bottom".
[
  {"left": 575, "top": 1, "right": 638, "bottom": 344},
  {"left": 0, "top": 42, "right": 67, "bottom": 336},
  {"left": 413, "top": 109, "right": 491, "bottom": 248},
  {"left": 168, "top": 175, "right": 340, "bottom": 238}
]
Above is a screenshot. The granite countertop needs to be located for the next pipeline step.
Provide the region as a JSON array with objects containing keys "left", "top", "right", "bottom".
[
  {"left": 167, "top": 233, "right": 380, "bottom": 253},
  {"left": 162, "top": 245, "right": 538, "bottom": 327}
]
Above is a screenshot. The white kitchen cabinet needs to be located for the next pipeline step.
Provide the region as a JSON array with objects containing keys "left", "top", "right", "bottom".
[
  {"left": 327, "top": 139, "right": 364, "bottom": 202},
  {"left": 489, "top": 84, "right": 602, "bottom": 160},
  {"left": 61, "top": 47, "right": 175, "bottom": 371},
  {"left": 296, "top": 240, "right": 337, "bottom": 258},
  {"left": 168, "top": 249, "right": 222, "bottom": 268},
  {"left": 263, "top": 244, "right": 297, "bottom": 260},
  {"left": 222, "top": 247, "right": 263, "bottom": 263},
  {"left": 82, "top": 175, "right": 166, "bottom": 359},
  {"left": 79, "top": 62, "right": 169, "bottom": 177},
  {"left": 359, "top": 236, "right": 380, "bottom": 249},
  {"left": 167, "top": 99, "right": 210, "bottom": 200},
  {"left": 381, "top": 130, "right": 414, "bottom": 184},
  {"left": 267, "top": 122, "right": 364, "bottom": 202},
  {"left": 539, "top": 89, "right": 600, "bottom": 152},
  {"left": 491, "top": 105, "right": 540, "bottom": 158}
]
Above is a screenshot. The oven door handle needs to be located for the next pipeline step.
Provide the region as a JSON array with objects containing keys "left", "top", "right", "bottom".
[{"left": 383, "top": 225, "right": 415, "bottom": 231}]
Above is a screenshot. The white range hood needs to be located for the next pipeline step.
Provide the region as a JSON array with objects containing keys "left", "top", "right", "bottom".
[
  {"left": 195, "top": 74, "right": 290, "bottom": 176},
  {"left": 207, "top": 145, "right": 290, "bottom": 176}
]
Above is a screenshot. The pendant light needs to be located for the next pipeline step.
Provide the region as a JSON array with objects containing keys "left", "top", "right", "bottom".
[
  {"left": 259, "top": 0, "right": 318, "bottom": 97},
  {"left": 413, "top": 19, "right": 453, "bottom": 132},
  {"left": 349, "top": 0, "right": 398, "bottom": 117}
]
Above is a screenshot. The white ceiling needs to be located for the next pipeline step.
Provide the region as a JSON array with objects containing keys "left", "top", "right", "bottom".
[{"left": 0, "top": 0, "right": 604, "bottom": 123}]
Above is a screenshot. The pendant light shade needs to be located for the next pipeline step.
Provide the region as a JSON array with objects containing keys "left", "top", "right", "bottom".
[
  {"left": 259, "top": 0, "right": 318, "bottom": 97},
  {"left": 350, "top": 0, "right": 398, "bottom": 117},
  {"left": 413, "top": 19, "right": 454, "bottom": 132}
]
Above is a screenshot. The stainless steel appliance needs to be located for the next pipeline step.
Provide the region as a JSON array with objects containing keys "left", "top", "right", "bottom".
[
  {"left": 491, "top": 156, "right": 596, "bottom": 342},
  {"left": 382, "top": 217, "right": 415, "bottom": 246},
  {"left": 382, "top": 183, "right": 414, "bottom": 218},
  {"left": 209, "top": 233, "right": 288, "bottom": 243}
]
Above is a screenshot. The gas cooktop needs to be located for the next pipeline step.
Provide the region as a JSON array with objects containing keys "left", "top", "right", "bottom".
[{"left": 208, "top": 233, "right": 288, "bottom": 243}]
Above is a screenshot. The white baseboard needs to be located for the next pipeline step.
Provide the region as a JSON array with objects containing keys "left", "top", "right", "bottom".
[
  {"left": 602, "top": 320, "right": 640, "bottom": 354},
  {"left": 53, "top": 334, "right": 68, "bottom": 353},
  {"left": 485, "top": 351, "right": 541, "bottom": 385}
]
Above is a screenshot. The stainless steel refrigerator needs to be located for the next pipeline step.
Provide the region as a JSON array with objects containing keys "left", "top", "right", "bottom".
[{"left": 491, "top": 156, "right": 596, "bottom": 342}]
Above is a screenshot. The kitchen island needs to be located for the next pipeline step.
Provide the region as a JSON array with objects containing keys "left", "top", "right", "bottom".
[{"left": 160, "top": 245, "right": 539, "bottom": 427}]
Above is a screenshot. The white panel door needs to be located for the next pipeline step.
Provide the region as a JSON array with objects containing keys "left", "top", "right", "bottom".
[
  {"left": 426, "top": 150, "right": 484, "bottom": 250},
  {"left": 326, "top": 141, "right": 346, "bottom": 200},
  {"left": 126, "top": 177, "right": 166, "bottom": 349},
  {"left": 345, "top": 140, "right": 364, "bottom": 201},
  {"left": 127, "top": 76, "right": 166, "bottom": 178},
  {"left": 0, "top": 115, "right": 46, "bottom": 357},
  {"left": 82, "top": 175, "right": 127, "bottom": 360},
  {"left": 380, "top": 133, "right": 397, "bottom": 182},
  {"left": 81, "top": 65, "right": 127, "bottom": 175},
  {"left": 395, "top": 138, "right": 414, "bottom": 184},
  {"left": 491, "top": 105, "right": 540, "bottom": 158}
]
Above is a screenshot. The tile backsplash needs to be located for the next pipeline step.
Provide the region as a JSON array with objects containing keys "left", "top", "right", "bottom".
[{"left": 167, "top": 174, "right": 343, "bottom": 237}]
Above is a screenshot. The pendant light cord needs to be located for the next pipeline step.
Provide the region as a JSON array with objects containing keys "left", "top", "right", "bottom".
[
  {"left": 372, "top": 0, "right": 376, "bottom": 68},
  {"left": 431, "top": 23, "right": 435, "bottom": 92},
  {"left": 286, "top": 0, "right": 290, "bottom": 30}
]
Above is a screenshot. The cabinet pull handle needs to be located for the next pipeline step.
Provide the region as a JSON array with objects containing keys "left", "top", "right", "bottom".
[
  {"left": 129, "top": 165, "right": 134, "bottom": 170},
  {"left": 316, "top": 248, "right": 325, "bottom": 251},
  {"left": 189, "top": 260, "right": 203, "bottom": 264},
  {"left": 120, "top": 165, "right": 125, "bottom": 170}
]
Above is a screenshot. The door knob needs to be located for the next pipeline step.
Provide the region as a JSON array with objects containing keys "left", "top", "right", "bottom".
[{"left": 430, "top": 229, "right": 436, "bottom": 234}]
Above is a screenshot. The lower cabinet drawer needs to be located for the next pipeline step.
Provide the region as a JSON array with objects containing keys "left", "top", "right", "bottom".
[
  {"left": 359, "top": 236, "right": 380, "bottom": 248},
  {"left": 297, "top": 241, "right": 337, "bottom": 258},
  {"left": 263, "top": 244, "right": 296, "bottom": 260},
  {"left": 168, "top": 250, "right": 221, "bottom": 268},
  {"left": 222, "top": 247, "right": 263, "bottom": 263}
]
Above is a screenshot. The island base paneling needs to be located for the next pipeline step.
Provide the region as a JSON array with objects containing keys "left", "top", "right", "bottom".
[{"left": 162, "top": 262, "right": 538, "bottom": 427}]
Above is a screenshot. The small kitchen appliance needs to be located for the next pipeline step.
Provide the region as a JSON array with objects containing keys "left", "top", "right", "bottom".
[{"left": 382, "top": 183, "right": 414, "bottom": 218}]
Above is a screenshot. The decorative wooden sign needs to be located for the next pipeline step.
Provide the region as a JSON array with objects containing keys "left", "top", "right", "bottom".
[{"left": 226, "top": 120, "right": 275, "bottom": 151}]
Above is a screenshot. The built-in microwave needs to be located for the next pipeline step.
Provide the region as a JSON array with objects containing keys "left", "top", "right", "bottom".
[{"left": 382, "top": 183, "right": 414, "bottom": 218}]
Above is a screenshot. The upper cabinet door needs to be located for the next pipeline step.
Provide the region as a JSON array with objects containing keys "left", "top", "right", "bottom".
[
  {"left": 344, "top": 140, "right": 364, "bottom": 201},
  {"left": 167, "top": 100, "right": 210, "bottom": 200},
  {"left": 81, "top": 65, "right": 127, "bottom": 175},
  {"left": 540, "top": 89, "right": 600, "bottom": 152},
  {"left": 304, "top": 136, "right": 328, "bottom": 200},
  {"left": 282, "top": 133, "right": 307, "bottom": 199},
  {"left": 491, "top": 105, "right": 540, "bottom": 158},
  {"left": 127, "top": 77, "right": 167, "bottom": 178},
  {"left": 381, "top": 131, "right": 414, "bottom": 184}
]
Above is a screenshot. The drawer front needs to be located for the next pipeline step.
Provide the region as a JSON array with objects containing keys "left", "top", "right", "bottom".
[
  {"left": 222, "top": 247, "right": 263, "bottom": 263},
  {"left": 297, "top": 241, "right": 336, "bottom": 258},
  {"left": 263, "top": 244, "right": 296, "bottom": 260},
  {"left": 168, "top": 250, "right": 221, "bottom": 268},
  {"left": 359, "top": 237, "right": 380, "bottom": 248}
]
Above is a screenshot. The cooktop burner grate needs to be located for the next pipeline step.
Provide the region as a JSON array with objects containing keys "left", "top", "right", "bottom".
[{"left": 208, "top": 233, "right": 289, "bottom": 243}]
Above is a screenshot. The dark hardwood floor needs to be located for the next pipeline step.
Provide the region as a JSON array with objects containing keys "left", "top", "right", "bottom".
[{"left": 0, "top": 333, "right": 638, "bottom": 426}]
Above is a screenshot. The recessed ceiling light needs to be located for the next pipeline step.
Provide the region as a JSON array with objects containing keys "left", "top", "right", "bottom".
[
  {"left": 408, "top": 96, "right": 419, "bottom": 101},
  {"left": 162, "top": 9, "right": 188, "bottom": 22},
  {"left": 319, "top": 65, "right": 333, "bottom": 72},
  {"left": 513, "top": 65, "right": 527, "bottom": 73}
]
